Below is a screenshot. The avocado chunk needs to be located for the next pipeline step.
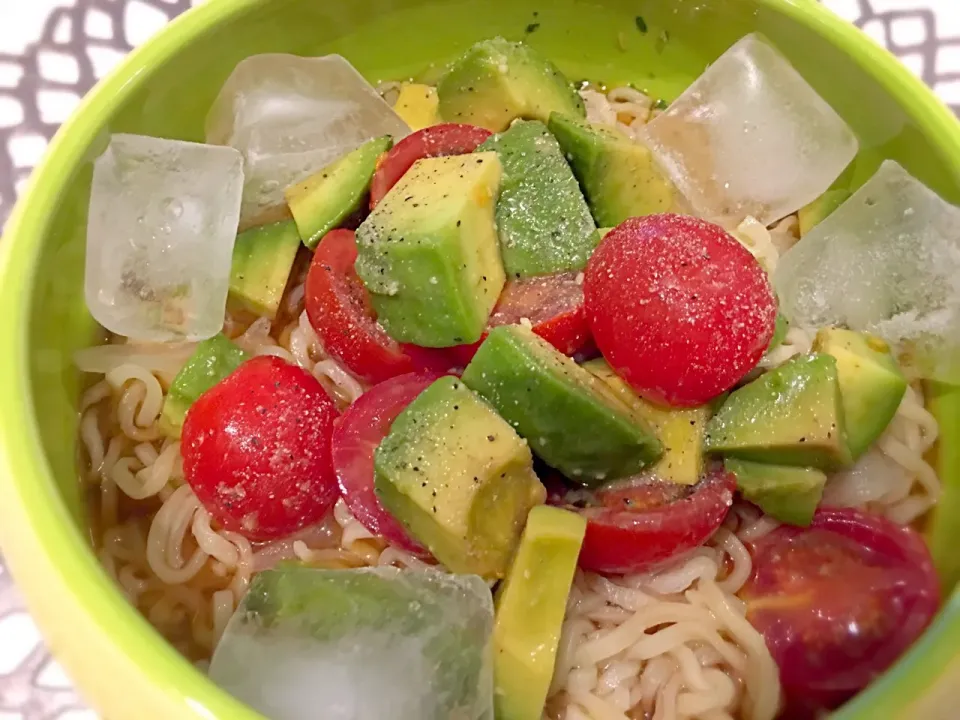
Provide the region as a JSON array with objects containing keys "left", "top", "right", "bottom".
[
  {"left": 705, "top": 354, "right": 852, "bottom": 470},
  {"left": 228, "top": 219, "right": 301, "bottom": 320},
  {"left": 798, "top": 188, "right": 851, "bottom": 236},
  {"left": 583, "top": 358, "right": 709, "bottom": 485},
  {"left": 285, "top": 136, "right": 393, "bottom": 249},
  {"left": 768, "top": 313, "right": 789, "bottom": 351},
  {"left": 462, "top": 326, "right": 661, "bottom": 485},
  {"left": 159, "top": 334, "right": 248, "bottom": 437},
  {"left": 725, "top": 458, "right": 827, "bottom": 527},
  {"left": 394, "top": 83, "right": 442, "bottom": 130},
  {"left": 437, "top": 37, "right": 585, "bottom": 132},
  {"left": 479, "top": 120, "right": 599, "bottom": 277},
  {"left": 494, "top": 506, "right": 585, "bottom": 720},
  {"left": 211, "top": 566, "right": 494, "bottom": 720},
  {"left": 355, "top": 152, "right": 506, "bottom": 347},
  {"left": 812, "top": 328, "right": 907, "bottom": 460},
  {"left": 374, "top": 376, "right": 545, "bottom": 579},
  {"left": 547, "top": 112, "right": 674, "bottom": 226}
]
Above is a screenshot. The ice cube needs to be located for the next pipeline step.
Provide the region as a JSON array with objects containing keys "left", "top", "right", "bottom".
[
  {"left": 774, "top": 160, "right": 960, "bottom": 382},
  {"left": 84, "top": 134, "right": 243, "bottom": 342},
  {"left": 642, "top": 33, "right": 858, "bottom": 226},
  {"left": 209, "top": 566, "right": 494, "bottom": 720},
  {"left": 205, "top": 54, "right": 410, "bottom": 221}
]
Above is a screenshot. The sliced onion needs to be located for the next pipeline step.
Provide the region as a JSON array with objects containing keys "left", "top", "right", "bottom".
[
  {"left": 822, "top": 449, "right": 911, "bottom": 509},
  {"left": 74, "top": 342, "right": 197, "bottom": 376}
]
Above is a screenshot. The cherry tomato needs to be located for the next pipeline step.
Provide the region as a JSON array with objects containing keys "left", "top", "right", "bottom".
[
  {"left": 181, "top": 356, "right": 340, "bottom": 541},
  {"left": 584, "top": 214, "right": 777, "bottom": 407},
  {"left": 556, "top": 467, "right": 736, "bottom": 574},
  {"left": 331, "top": 372, "right": 437, "bottom": 556},
  {"left": 742, "top": 507, "right": 940, "bottom": 711},
  {"left": 305, "top": 229, "right": 461, "bottom": 384},
  {"left": 369, "top": 123, "right": 493, "bottom": 207},
  {"left": 399, "top": 343, "right": 464, "bottom": 377},
  {"left": 450, "top": 271, "right": 592, "bottom": 365}
]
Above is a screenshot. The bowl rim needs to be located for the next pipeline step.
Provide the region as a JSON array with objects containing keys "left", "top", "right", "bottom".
[{"left": 1, "top": 0, "right": 959, "bottom": 718}]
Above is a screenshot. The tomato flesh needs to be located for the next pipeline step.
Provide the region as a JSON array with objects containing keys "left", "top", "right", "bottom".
[
  {"left": 451, "top": 271, "right": 592, "bottom": 365},
  {"left": 742, "top": 507, "right": 940, "bottom": 709},
  {"left": 559, "top": 467, "right": 736, "bottom": 574},
  {"left": 584, "top": 214, "right": 777, "bottom": 407},
  {"left": 181, "top": 356, "right": 340, "bottom": 541},
  {"left": 305, "top": 229, "right": 464, "bottom": 384},
  {"left": 369, "top": 123, "right": 493, "bottom": 207},
  {"left": 331, "top": 372, "right": 437, "bottom": 556}
]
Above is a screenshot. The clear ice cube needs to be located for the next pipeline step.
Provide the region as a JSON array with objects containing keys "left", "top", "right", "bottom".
[
  {"left": 84, "top": 133, "right": 244, "bottom": 342},
  {"left": 209, "top": 566, "right": 494, "bottom": 720},
  {"left": 205, "top": 54, "right": 410, "bottom": 221},
  {"left": 642, "top": 33, "right": 858, "bottom": 226},
  {"left": 774, "top": 160, "right": 960, "bottom": 382}
]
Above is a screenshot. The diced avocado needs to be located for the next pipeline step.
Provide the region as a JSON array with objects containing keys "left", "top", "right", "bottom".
[
  {"left": 394, "top": 83, "right": 442, "bottom": 130},
  {"left": 583, "top": 358, "right": 708, "bottom": 485},
  {"left": 159, "top": 335, "right": 248, "bottom": 437},
  {"left": 355, "top": 152, "right": 506, "bottom": 347},
  {"left": 547, "top": 112, "right": 674, "bottom": 226},
  {"left": 769, "top": 313, "right": 789, "bottom": 351},
  {"left": 285, "top": 136, "right": 393, "bottom": 249},
  {"left": 228, "top": 219, "right": 301, "bottom": 320},
  {"left": 725, "top": 458, "right": 827, "bottom": 527},
  {"left": 709, "top": 392, "right": 730, "bottom": 416},
  {"left": 812, "top": 328, "right": 907, "bottom": 460},
  {"left": 462, "top": 326, "right": 661, "bottom": 485},
  {"left": 494, "top": 506, "right": 585, "bottom": 720},
  {"left": 437, "top": 37, "right": 585, "bottom": 132},
  {"left": 374, "top": 376, "right": 545, "bottom": 579},
  {"left": 705, "top": 354, "right": 852, "bottom": 470},
  {"left": 479, "top": 121, "right": 598, "bottom": 277},
  {"left": 798, "top": 188, "right": 851, "bottom": 236}
]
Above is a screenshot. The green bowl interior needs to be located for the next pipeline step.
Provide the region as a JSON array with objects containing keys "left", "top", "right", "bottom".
[{"left": 5, "top": 0, "right": 960, "bottom": 717}]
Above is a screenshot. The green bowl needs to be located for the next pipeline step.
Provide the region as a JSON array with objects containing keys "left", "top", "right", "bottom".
[{"left": 1, "top": 0, "right": 959, "bottom": 717}]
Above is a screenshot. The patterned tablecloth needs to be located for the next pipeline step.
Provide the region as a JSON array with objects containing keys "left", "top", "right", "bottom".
[{"left": 0, "top": 0, "right": 957, "bottom": 717}]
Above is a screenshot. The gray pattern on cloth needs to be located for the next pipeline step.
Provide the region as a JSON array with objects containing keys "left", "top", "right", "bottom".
[{"left": 0, "top": 1, "right": 955, "bottom": 718}]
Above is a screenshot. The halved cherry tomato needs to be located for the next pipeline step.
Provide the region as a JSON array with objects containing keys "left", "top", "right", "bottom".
[
  {"left": 181, "top": 356, "right": 340, "bottom": 541},
  {"left": 742, "top": 507, "right": 940, "bottom": 712},
  {"left": 369, "top": 123, "right": 493, "bottom": 208},
  {"left": 584, "top": 214, "right": 777, "bottom": 407},
  {"left": 449, "top": 271, "right": 592, "bottom": 365},
  {"left": 305, "top": 229, "right": 462, "bottom": 384},
  {"left": 331, "top": 372, "right": 437, "bottom": 556},
  {"left": 555, "top": 467, "right": 736, "bottom": 574},
  {"left": 400, "top": 342, "right": 464, "bottom": 377}
]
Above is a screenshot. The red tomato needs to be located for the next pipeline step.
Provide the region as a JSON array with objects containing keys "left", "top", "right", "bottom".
[
  {"left": 584, "top": 214, "right": 777, "bottom": 407},
  {"left": 742, "top": 507, "right": 940, "bottom": 711},
  {"left": 450, "top": 271, "right": 592, "bottom": 365},
  {"left": 181, "top": 356, "right": 340, "bottom": 541},
  {"left": 331, "top": 372, "right": 437, "bottom": 556},
  {"left": 399, "top": 343, "right": 464, "bottom": 377},
  {"left": 558, "top": 468, "right": 736, "bottom": 574},
  {"left": 369, "top": 123, "right": 493, "bottom": 208},
  {"left": 305, "top": 229, "right": 462, "bottom": 384}
]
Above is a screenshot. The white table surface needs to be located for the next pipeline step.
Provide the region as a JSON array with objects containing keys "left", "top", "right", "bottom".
[{"left": 0, "top": 0, "right": 957, "bottom": 717}]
